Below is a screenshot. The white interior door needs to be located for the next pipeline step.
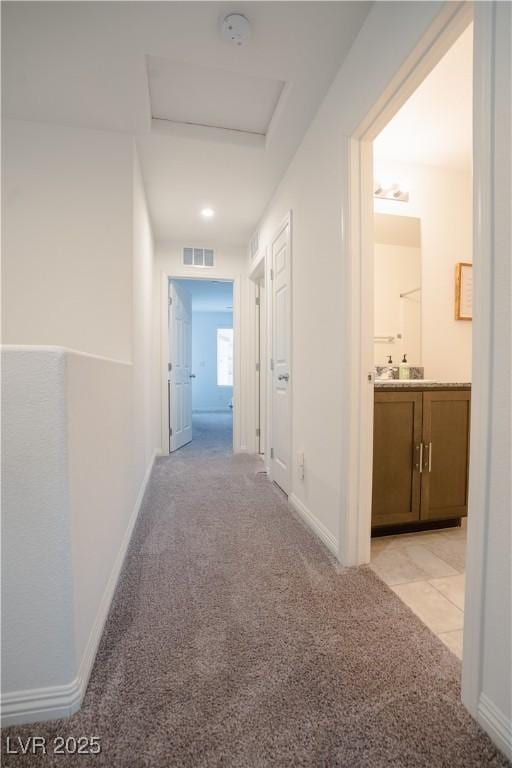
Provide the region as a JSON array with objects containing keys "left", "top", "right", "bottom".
[
  {"left": 258, "top": 280, "right": 266, "bottom": 455},
  {"left": 168, "top": 280, "right": 192, "bottom": 452},
  {"left": 271, "top": 219, "right": 291, "bottom": 493}
]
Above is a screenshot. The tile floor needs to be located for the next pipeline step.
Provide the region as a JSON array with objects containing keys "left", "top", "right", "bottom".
[{"left": 370, "top": 520, "right": 466, "bottom": 658}]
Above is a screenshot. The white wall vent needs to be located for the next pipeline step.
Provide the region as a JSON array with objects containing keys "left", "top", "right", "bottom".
[
  {"left": 250, "top": 231, "right": 260, "bottom": 259},
  {"left": 183, "top": 247, "right": 215, "bottom": 267}
]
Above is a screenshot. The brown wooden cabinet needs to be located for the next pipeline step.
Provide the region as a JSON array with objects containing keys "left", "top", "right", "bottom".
[{"left": 372, "top": 388, "right": 470, "bottom": 531}]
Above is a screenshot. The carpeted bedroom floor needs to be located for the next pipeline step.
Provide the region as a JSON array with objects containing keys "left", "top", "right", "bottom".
[{"left": 2, "top": 413, "right": 509, "bottom": 767}]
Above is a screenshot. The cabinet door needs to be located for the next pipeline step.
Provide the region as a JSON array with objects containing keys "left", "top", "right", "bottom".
[
  {"left": 372, "top": 392, "right": 423, "bottom": 527},
  {"left": 420, "top": 390, "right": 470, "bottom": 521}
]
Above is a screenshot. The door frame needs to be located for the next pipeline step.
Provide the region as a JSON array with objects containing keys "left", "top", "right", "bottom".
[
  {"left": 342, "top": 0, "right": 494, "bottom": 724},
  {"left": 248, "top": 252, "right": 267, "bottom": 457},
  {"left": 160, "top": 272, "right": 240, "bottom": 454}
]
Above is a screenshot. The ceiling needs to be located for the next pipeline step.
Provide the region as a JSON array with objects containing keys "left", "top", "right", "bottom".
[
  {"left": 175, "top": 279, "right": 233, "bottom": 313},
  {"left": 374, "top": 24, "right": 473, "bottom": 170},
  {"left": 2, "top": 1, "right": 371, "bottom": 245},
  {"left": 147, "top": 55, "right": 285, "bottom": 137}
]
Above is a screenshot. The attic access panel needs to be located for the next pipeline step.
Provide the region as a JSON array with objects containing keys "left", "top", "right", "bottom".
[{"left": 147, "top": 55, "right": 285, "bottom": 137}]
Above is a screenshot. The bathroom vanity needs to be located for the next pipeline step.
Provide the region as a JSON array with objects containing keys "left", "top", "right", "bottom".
[{"left": 372, "top": 382, "right": 471, "bottom": 534}]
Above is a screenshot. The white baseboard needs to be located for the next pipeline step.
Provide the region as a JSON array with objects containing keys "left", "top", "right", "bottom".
[
  {"left": 1, "top": 451, "right": 157, "bottom": 727},
  {"left": 288, "top": 493, "right": 338, "bottom": 557},
  {"left": 478, "top": 693, "right": 512, "bottom": 760},
  {"left": 0, "top": 679, "right": 83, "bottom": 727}
]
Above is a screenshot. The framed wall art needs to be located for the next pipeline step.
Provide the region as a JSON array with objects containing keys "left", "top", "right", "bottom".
[{"left": 455, "top": 262, "right": 473, "bottom": 320}]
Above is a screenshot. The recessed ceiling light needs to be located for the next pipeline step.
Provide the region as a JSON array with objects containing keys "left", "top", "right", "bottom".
[{"left": 201, "top": 208, "right": 215, "bottom": 218}]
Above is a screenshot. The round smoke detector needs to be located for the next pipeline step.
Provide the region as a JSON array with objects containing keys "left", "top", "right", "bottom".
[{"left": 221, "top": 13, "right": 251, "bottom": 47}]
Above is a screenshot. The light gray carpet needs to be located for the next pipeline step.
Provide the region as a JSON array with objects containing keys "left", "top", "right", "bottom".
[{"left": 2, "top": 413, "right": 509, "bottom": 767}]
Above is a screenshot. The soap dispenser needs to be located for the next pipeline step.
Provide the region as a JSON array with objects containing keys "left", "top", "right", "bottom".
[
  {"left": 381, "top": 355, "right": 394, "bottom": 380},
  {"left": 399, "top": 354, "right": 410, "bottom": 380}
]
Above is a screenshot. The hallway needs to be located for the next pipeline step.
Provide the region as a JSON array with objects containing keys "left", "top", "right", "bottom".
[
  {"left": 182, "top": 411, "right": 234, "bottom": 456},
  {"left": 3, "top": 417, "right": 507, "bottom": 767}
]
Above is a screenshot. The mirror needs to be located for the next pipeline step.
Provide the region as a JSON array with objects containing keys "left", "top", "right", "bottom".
[{"left": 374, "top": 214, "right": 421, "bottom": 367}]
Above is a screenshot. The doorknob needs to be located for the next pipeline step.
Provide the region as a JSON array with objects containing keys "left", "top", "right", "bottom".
[
  {"left": 189, "top": 374, "right": 196, "bottom": 378},
  {"left": 277, "top": 373, "right": 289, "bottom": 381}
]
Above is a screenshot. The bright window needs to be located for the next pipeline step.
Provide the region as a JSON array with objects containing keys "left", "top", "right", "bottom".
[{"left": 217, "top": 328, "right": 233, "bottom": 386}]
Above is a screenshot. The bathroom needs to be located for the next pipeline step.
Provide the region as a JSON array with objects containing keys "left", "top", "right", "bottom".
[{"left": 369, "top": 25, "right": 473, "bottom": 660}]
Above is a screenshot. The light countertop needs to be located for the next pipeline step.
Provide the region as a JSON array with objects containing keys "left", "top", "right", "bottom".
[{"left": 375, "top": 380, "right": 471, "bottom": 390}]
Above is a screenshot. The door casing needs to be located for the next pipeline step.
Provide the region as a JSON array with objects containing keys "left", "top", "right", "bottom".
[
  {"left": 249, "top": 249, "right": 270, "bottom": 462},
  {"left": 161, "top": 273, "right": 240, "bottom": 454}
]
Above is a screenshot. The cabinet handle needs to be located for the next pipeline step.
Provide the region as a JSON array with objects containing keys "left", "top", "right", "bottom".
[
  {"left": 415, "top": 443, "right": 423, "bottom": 473},
  {"left": 427, "top": 442, "right": 432, "bottom": 472}
]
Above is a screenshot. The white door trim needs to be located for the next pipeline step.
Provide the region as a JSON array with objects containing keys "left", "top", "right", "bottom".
[
  {"left": 343, "top": 0, "right": 498, "bottom": 729},
  {"left": 462, "top": 1, "right": 501, "bottom": 729},
  {"left": 160, "top": 272, "right": 241, "bottom": 454},
  {"left": 264, "top": 246, "right": 273, "bottom": 474},
  {"left": 248, "top": 254, "right": 266, "bottom": 457}
]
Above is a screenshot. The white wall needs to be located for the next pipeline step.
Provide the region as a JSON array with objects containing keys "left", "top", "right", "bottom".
[
  {"left": 1, "top": 121, "right": 159, "bottom": 724},
  {"left": 192, "top": 311, "right": 233, "bottom": 412},
  {"left": 2, "top": 349, "right": 75, "bottom": 698},
  {"left": 374, "top": 161, "right": 472, "bottom": 381},
  {"left": 133, "top": 149, "right": 159, "bottom": 477},
  {"left": 250, "top": 1, "right": 510, "bottom": 755},
  {"left": 1, "top": 347, "right": 147, "bottom": 725},
  {"left": 67, "top": 351, "right": 136, "bottom": 687},
  {"left": 2, "top": 120, "right": 133, "bottom": 360},
  {"left": 155, "top": 242, "right": 255, "bottom": 452},
  {"left": 249, "top": 2, "right": 456, "bottom": 553}
]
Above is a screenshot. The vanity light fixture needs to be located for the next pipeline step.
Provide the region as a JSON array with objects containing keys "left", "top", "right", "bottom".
[{"left": 374, "top": 182, "right": 409, "bottom": 203}]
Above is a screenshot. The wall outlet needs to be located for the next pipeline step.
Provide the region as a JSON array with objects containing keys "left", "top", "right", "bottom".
[{"left": 297, "top": 451, "right": 305, "bottom": 480}]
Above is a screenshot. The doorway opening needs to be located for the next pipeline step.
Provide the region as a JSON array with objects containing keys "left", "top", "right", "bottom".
[
  {"left": 167, "top": 278, "right": 234, "bottom": 454},
  {"left": 368, "top": 24, "right": 473, "bottom": 661}
]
